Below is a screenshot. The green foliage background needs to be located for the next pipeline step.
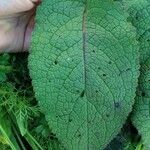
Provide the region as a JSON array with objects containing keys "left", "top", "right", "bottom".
[{"left": 0, "top": 53, "right": 64, "bottom": 150}]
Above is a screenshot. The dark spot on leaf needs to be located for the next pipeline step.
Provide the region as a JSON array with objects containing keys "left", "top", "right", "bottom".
[
  {"left": 108, "top": 61, "right": 112, "bottom": 64},
  {"left": 49, "top": 133, "right": 56, "bottom": 140},
  {"left": 98, "top": 67, "right": 100, "bottom": 70},
  {"left": 54, "top": 60, "right": 58, "bottom": 65},
  {"left": 76, "top": 90, "right": 80, "bottom": 93},
  {"left": 106, "top": 114, "right": 110, "bottom": 117},
  {"left": 56, "top": 115, "right": 58, "bottom": 118},
  {"left": 102, "top": 74, "right": 106, "bottom": 77},
  {"left": 119, "top": 68, "right": 131, "bottom": 76},
  {"left": 126, "top": 68, "right": 131, "bottom": 71},
  {"left": 147, "top": 39, "right": 150, "bottom": 42},
  {"left": 69, "top": 118, "right": 72, "bottom": 122},
  {"left": 142, "top": 92, "right": 146, "bottom": 97},
  {"left": 50, "top": 136, "right": 54, "bottom": 140},
  {"left": 78, "top": 134, "right": 81, "bottom": 137},
  {"left": 88, "top": 121, "right": 91, "bottom": 124},
  {"left": 127, "top": 17, "right": 132, "bottom": 22},
  {"left": 114, "top": 102, "right": 121, "bottom": 108},
  {"left": 93, "top": 50, "right": 95, "bottom": 53},
  {"left": 80, "top": 90, "right": 85, "bottom": 98},
  {"left": 88, "top": 120, "right": 91, "bottom": 124},
  {"left": 135, "top": 15, "right": 139, "bottom": 20},
  {"left": 95, "top": 90, "right": 98, "bottom": 93}
]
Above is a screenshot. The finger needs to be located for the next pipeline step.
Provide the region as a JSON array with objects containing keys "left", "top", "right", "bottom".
[
  {"left": 23, "top": 13, "right": 35, "bottom": 52},
  {"left": 0, "top": 0, "right": 39, "bottom": 17},
  {"left": 0, "top": 0, "right": 41, "bottom": 53},
  {"left": 0, "top": 10, "right": 35, "bottom": 53},
  {"left": 31, "top": 0, "right": 40, "bottom": 3}
]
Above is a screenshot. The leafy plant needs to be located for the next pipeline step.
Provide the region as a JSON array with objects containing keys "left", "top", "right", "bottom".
[
  {"left": 0, "top": 0, "right": 150, "bottom": 150},
  {"left": 29, "top": 0, "right": 139, "bottom": 149},
  {"left": 0, "top": 53, "right": 65, "bottom": 150}
]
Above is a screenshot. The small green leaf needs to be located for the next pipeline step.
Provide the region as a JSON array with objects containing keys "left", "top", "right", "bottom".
[
  {"left": 0, "top": 108, "right": 20, "bottom": 150},
  {"left": 15, "top": 109, "right": 28, "bottom": 136}
]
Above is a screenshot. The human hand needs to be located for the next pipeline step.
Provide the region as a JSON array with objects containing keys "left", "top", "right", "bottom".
[{"left": 0, "top": 0, "right": 40, "bottom": 52}]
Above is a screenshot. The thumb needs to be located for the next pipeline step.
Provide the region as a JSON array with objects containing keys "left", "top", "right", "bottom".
[
  {"left": 0, "top": 0, "right": 40, "bottom": 53},
  {"left": 0, "top": 0, "right": 39, "bottom": 17}
]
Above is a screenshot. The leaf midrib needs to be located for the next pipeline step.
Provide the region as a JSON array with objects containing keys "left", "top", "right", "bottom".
[{"left": 82, "top": 0, "right": 89, "bottom": 149}]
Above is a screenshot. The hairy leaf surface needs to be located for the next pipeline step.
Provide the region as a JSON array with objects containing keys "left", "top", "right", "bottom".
[
  {"left": 123, "top": 0, "right": 150, "bottom": 149},
  {"left": 133, "top": 55, "right": 150, "bottom": 150},
  {"left": 29, "top": 0, "right": 139, "bottom": 149}
]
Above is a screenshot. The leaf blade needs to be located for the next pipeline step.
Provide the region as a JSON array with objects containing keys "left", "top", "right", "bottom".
[
  {"left": 29, "top": 0, "right": 139, "bottom": 149},
  {"left": 123, "top": 0, "right": 150, "bottom": 149}
]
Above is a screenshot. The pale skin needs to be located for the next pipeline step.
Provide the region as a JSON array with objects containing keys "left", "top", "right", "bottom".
[{"left": 0, "top": 0, "right": 40, "bottom": 53}]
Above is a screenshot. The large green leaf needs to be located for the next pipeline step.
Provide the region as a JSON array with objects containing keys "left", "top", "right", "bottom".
[
  {"left": 133, "top": 58, "right": 150, "bottom": 150},
  {"left": 123, "top": 0, "right": 150, "bottom": 149},
  {"left": 123, "top": 0, "right": 150, "bottom": 65},
  {"left": 29, "top": 0, "right": 139, "bottom": 149}
]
